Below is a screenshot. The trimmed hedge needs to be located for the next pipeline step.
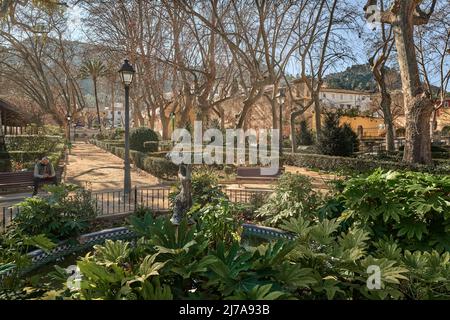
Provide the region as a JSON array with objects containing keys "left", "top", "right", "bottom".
[
  {"left": 5, "top": 135, "right": 63, "bottom": 152},
  {"left": 0, "top": 150, "right": 64, "bottom": 171},
  {"left": 142, "top": 156, "right": 179, "bottom": 179},
  {"left": 91, "top": 139, "right": 178, "bottom": 179},
  {"left": 130, "top": 127, "right": 159, "bottom": 153},
  {"left": 283, "top": 153, "right": 450, "bottom": 174}
]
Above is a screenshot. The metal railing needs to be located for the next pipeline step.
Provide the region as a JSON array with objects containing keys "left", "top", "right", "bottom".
[
  {"left": 0, "top": 186, "right": 274, "bottom": 232},
  {"left": 92, "top": 187, "right": 171, "bottom": 217}
]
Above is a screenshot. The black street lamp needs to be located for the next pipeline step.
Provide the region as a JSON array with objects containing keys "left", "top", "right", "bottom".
[
  {"left": 276, "top": 88, "right": 286, "bottom": 158},
  {"left": 119, "top": 59, "right": 136, "bottom": 197},
  {"left": 66, "top": 112, "right": 72, "bottom": 153}
]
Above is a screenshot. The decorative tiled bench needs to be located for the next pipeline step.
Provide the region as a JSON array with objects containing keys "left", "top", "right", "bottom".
[{"left": 1, "top": 223, "right": 295, "bottom": 280}]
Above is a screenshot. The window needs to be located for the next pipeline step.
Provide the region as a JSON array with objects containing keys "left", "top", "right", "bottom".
[
  {"left": 445, "top": 101, "right": 449, "bottom": 108},
  {"left": 117, "top": 111, "right": 121, "bottom": 115},
  {"left": 323, "top": 93, "right": 327, "bottom": 98},
  {"left": 340, "top": 104, "right": 344, "bottom": 108},
  {"left": 347, "top": 104, "right": 351, "bottom": 108}
]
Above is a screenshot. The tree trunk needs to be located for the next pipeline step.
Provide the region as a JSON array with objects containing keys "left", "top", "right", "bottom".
[
  {"left": 403, "top": 96, "right": 433, "bottom": 163},
  {"left": 161, "top": 112, "right": 170, "bottom": 140},
  {"left": 379, "top": 87, "right": 395, "bottom": 152},
  {"left": 93, "top": 78, "right": 102, "bottom": 133},
  {"left": 290, "top": 109, "right": 305, "bottom": 153},
  {"left": 111, "top": 81, "right": 115, "bottom": 129},
  {"left": 312, "top": 93, "right": 321, "bottom": 141},
  {"left": 0, "top": 111, "right": 5, "bottom": 152},
  {"left": 393, "top": 3, "right": 433, "bottom": 164}
]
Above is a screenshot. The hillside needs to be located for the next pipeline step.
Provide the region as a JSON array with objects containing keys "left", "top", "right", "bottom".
[{"left": 324, "top": 64, "right": 402, "bottom": 92}]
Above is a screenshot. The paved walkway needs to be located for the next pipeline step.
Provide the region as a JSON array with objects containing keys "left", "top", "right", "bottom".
[{"left": 65, "top": 142, "right": 161, "bottom": 192}]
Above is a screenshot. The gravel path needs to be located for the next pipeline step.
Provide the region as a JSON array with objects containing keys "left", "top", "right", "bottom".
[{"left": 65, "top": 142, "right": 161, "bottom": 191}]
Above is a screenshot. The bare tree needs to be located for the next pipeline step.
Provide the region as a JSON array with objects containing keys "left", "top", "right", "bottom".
[
  {"left": 289, "top": 0, "right": 350, "bottom": 151},
  {"left": 364, "top": 0, "right": 438, "bottom": 164},
  {"left": 415, "top": 4, "right": 450, "bottom": 133},
  {"left": 180, "top": 0, "right": 302, "bottom": 129},
  {"left": 0, "top": 5, "right": 85, "bottom": 126},
  {"left": 367, "top": 0, "right": 396, "bottom": 152}
]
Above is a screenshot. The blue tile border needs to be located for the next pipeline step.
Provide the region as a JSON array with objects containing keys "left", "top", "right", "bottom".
[{"left": 1, "top": 224, "right": 294, "bottom": 281}]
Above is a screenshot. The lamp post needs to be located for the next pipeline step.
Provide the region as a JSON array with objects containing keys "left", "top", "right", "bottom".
[
  {"left": 276, "top": 88, "right": 286, "bottom": 158},
  {"left": 66, "top": 112, "right": 72, "bottom": 153},
  {"left": 118, "top": 59, "right": 135, "bottom": 197}
]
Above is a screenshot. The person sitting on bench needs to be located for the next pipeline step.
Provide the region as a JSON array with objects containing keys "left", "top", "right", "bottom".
[{"left": 33, "top": 157, "right": 57, "bottom": 196}]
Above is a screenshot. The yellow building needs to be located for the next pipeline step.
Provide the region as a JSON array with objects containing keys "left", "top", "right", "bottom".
[{"left": 311, "top": 113, "right": 386, "bottom": 138}]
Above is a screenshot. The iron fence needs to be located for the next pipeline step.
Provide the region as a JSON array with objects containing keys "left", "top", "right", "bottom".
[{"left": 0, "top": 186, "right": 273, "bottom": 232}]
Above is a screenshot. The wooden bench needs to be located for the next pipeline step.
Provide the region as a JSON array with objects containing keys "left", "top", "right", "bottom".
[
  {"left": 236, "top": 167, "right": 284, "bottom": 186},
  {"left": 0, "top": 166, "right": 64, "bottom": 193}
]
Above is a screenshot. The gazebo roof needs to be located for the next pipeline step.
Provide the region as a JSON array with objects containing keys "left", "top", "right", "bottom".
[{"left": 0, "top": 98, "right": 28, "bottom": 126}]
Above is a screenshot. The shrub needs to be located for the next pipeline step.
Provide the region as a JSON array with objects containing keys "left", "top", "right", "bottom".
[
  {"left": 194, "top": 199, "right": 243, "bottom": 246},
  {"left": 170, "top": 169, "right": 227, "bottom": 206},
  {"left": 338, "top": 170, "right": 450, "bottom": 252},
  {"left": 130, "top": 127, "right": 159, "bottom": 153},
  {"left": 5, "top": 135, "right": 62, "bottom": 153},
  {"left": 317, "top": 112, "right": 359, "bottom": 157},
  {"left": 142, "top": 157, "right": 178, "bottom": 179},
  {"left": 130, "top": 150, "right": 146, "bottom": 168},
  {"left": 441, "top": 125, "right": 450, "bottom": 136},
  {"left": 297, "top": 120, "right": 314, "bottom": 146},
  {"left": 283, "top": 153, "right": 450, "bottom": 175},
  {"left": 282, "top": 139, "right": 292, "bottom": 148},
  {"left": 256, "top": 173, "right": 322, "bottom": 226},
  {"left": 1, "top": 150, "right": 64, "bottom": 172},
  {"left": 12, "top": 184, "right": 98, "bottom": 241}
]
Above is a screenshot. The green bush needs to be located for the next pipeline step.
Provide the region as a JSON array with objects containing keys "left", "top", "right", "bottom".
[
  {"left": 130, "top": 127, "right": 159, "bottom": 153},
  {"left": 283, "top": 153, "right": 450, "bottom": 175},
  {"left": 282, "top": 139, "right": 292, "bottom": 148},
  {"left": 317, "top": 112, "right": 359, "bottom": 157},
  {"left": 170, "top": 169, "right": 227, "bottom": 207},
  {"left": 95, "top": 128, "right": 125, "bottom": 141},
  {"left": 5, "top": 135, "right": 63, "bottom": 153},
  {"left": 297, "top": 120, "right": 314, "bottom": 146},
  {"left": 130, "top": 150, "right": 146, "bottom": 168},
  {"left": 142, "top": 157, "right": 178, "bottom": 179},
  {"left": 12, "top": 184, "right": 98, "bottom": 241},
  {"left": 441, "top": 125, "right": 450, "bottom": 136},
  {"left": 193, "top": 199, "right": 243, "bottom": 246},
  {"left": 338, "top": 169, "right": 450, "bottom": 252},
  {"left": 2, "top": 150, "right": 64, "bottom": 172},
  {"left": 256, "top": 173, "right": 322, "bottom": 226}
]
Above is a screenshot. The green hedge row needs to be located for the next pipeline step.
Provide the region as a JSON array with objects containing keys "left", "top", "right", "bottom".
[
  {"left": 5, "top": 135, "right": 64, "bottom": 153},
  {"left": 91, "top": 139, "right": 178, "bottom": 179},
  {"left": 0, "top": 150, "right": 64, "bottom": 171},
  {"left": 93, "top": 140, "right": 125, "bottom": 151},
  {"left": 282, "top": 153, "right": 450, "bottom": 174}
]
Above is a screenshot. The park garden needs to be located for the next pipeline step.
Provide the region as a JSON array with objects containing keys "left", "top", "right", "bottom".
[
  {"left": 0, "top": 0, "right": 449, "bottom": 303},
  {"left": 0, "top": 123, "right": 449, "bottom": 300}
]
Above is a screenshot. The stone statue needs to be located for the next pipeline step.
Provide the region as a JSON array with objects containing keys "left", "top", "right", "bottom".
[{"left": 170, "top": 163, "right": 193, "bottom": 225}]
